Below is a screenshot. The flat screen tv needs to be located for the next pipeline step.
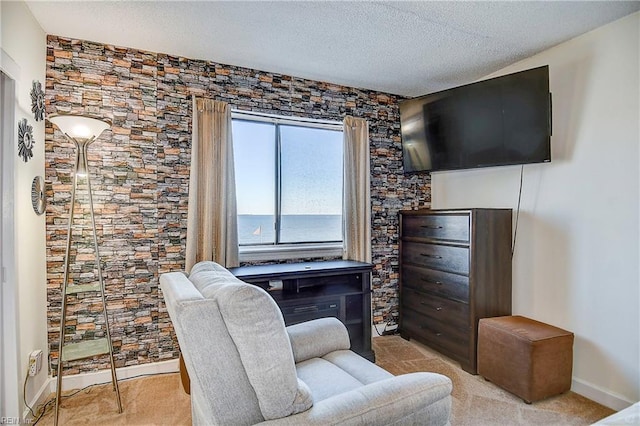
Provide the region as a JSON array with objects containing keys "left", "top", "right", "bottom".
[{"left": 400, "top": 65, "right": 551, "bottom": 173}]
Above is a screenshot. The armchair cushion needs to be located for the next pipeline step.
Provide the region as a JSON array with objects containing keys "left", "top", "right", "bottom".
[
  {"left": 189, "top": 262, "right": 313, "bottom": 420},
  {"left": 257, "top": 372, "right": 452, "bottom": 426},
  {"left": 287, "top": 317, "right": 351, "bottom": 363},
  {"left": 321, "top": 350, "right": 393, "bottom": 385}
]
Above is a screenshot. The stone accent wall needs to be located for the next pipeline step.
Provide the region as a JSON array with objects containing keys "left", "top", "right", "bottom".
[{"left": 45, "top": 35, "right": 431, "bottom": 374}]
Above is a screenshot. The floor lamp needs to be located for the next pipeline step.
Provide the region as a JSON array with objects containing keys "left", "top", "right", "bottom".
[{"left": 49, "top": 115, "right": 122, "bottom": 425}]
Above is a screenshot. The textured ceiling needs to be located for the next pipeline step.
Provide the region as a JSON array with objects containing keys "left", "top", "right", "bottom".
[{"left": 26, "top": 1, "right": 640, "bottom": 97}]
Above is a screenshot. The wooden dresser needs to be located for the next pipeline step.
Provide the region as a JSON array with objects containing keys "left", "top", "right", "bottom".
[{"left": 399, "top": 208, "right": 512, "bottom": 374}]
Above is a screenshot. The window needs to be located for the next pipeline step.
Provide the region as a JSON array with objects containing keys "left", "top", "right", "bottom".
[{"left": 232, "top": 112, "right": 343, "bottom": 260}]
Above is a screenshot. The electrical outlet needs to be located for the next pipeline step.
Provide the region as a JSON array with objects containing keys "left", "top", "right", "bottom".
[
  {"left": 28, "top": 350, "right": 43, "bottom": 377},
  {"left": 382, "top": 323, "right": 398, "bottom": 335}
]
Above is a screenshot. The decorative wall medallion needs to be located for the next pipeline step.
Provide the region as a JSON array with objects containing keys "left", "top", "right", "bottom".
[
  {"left": 31, "top": 176, "right": 46, "bottom": 215},
  {"left": 17, "top": 118, "right": 34, "bottom": 163},
  {"left": 30, "top": 80, "right": 45, "bottom": 121}
]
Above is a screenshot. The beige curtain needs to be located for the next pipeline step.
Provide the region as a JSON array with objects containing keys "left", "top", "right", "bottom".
[
  {"left": 185, "top": 98, "right": 239, "bottom": 271},
  {"left": 342, "top": 116, "right": 371, "bottom": 263}
]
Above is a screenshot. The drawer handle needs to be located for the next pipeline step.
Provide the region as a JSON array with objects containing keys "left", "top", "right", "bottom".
[
  {"left": 421, "top": 278, "right": 444, "bottom": 286},
  {"left": 421, "top": 225, "right": 443, "bottom": 229},
  {"left": 420, "top": 253, "right": 443, "bottom": 259},
  {"left": 419, "top": 327, "right": 443, "bottom": 338},
  {"left": 416, "top": 302, "right": 444, "bottom": 312}
]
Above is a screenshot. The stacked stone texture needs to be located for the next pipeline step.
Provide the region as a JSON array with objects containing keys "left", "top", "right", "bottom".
[{"left": 45, "top": 35, "right": 431, "bottom": 374}]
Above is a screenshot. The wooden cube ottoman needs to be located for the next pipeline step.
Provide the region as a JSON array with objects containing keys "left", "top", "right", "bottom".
[{"left": 478, "top": 315, "right": 574, "bottom": 403}]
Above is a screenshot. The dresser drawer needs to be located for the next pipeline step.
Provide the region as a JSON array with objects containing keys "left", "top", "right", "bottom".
[
  {"left": 402, "top": 214, "right": 469, "bottom": 242},
  {"left": 402, "top": 241, "right": 469, "bottom": 275},
  {"left": 402, "top": 264, "right": 469, "bottom": 302},
  {"left": 401, "top": 308, "right": 470, "bottom": 361},
  {"left": 402, "top": 287, "right": 469, "bottom": 330}
]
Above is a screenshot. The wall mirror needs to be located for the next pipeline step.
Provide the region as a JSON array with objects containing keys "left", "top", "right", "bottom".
[{"left": 31, "top": 175, "right": 46, "bottom": 215}]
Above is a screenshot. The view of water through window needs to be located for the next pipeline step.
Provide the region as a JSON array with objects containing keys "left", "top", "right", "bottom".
[
  {"left": 237, "top": 214, "right": 342, "bottom": 245},
  {"left": 232, "top": 116, "right": 343, "bottom": 246}
]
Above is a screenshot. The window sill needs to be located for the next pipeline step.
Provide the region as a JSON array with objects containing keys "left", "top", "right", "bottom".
[{"left": 239, "top": 243, "right": 343, "bottom": 262}]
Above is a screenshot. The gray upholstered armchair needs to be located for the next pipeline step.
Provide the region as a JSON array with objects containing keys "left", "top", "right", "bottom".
[{"left": 160, "top": 261, "right": 452, "bottom": 425}]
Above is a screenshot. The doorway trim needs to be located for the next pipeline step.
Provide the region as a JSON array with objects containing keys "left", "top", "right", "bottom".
[{"left": 1, "top": 47, "right": 21, "bottom": 420}]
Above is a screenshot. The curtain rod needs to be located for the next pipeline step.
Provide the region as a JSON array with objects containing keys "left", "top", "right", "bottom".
[
  {"left": 189, "top": 94, "right": 359, "bottom": 128},
  {"left": 231, "top": 109, "right": 342, "bottom": 127}
]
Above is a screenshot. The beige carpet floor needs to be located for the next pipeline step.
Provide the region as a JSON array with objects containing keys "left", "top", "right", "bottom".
[
  {"left": 35, "top": 372, "right": 191, "bottom": 425},
  {"left": 35, "top": 335, "right": 615, "bottom": 425},
  {"left": 374, "top": 335, "right": 615, "bottom": 425}
]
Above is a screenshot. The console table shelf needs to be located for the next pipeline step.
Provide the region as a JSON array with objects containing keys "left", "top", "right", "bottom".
[{"left": 230, "top": 260, "right": 375, "bottom": 361}]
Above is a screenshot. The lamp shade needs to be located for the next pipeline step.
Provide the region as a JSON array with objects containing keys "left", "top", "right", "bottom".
[{"left": 49, "top": 115, "right": 110, "bottom": 140}]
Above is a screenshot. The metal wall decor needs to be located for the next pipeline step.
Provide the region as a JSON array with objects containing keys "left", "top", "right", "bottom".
[
  {"left": 31, "top": 176, "right": 46, "bottom": 215},
  {"left": 31, "top": 80, "right": 45, "bottom": 121},
  {"left": 17, "top": 118, "right": 34, "bottom": 162}
]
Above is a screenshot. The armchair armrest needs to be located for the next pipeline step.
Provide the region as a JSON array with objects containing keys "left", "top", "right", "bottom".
[
  {"left": 286, "top": 317, "right": 351, "bottom": 363},
  {"left": 257, "top": 372, "right": 453, "bottom": 426}
]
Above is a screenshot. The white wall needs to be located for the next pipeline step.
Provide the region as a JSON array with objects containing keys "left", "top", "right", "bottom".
[
  {"left": 432, "top": 13, "right": 639, "bottom": 409},
  {"left": 0, "top": 0, "right": 48, "bottom": 415}
]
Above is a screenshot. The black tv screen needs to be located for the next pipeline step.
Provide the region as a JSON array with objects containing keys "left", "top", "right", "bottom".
[{"left": 400, "top": 65, "right": 551, "bottom": 173}]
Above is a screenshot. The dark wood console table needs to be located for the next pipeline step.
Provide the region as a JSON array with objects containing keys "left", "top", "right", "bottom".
[{"left": 229, "top": 260, "right": 375, "bottom": 361}]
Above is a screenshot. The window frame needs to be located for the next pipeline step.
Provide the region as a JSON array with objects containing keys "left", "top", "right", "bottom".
[{"left": 231, "top": 110, "right": 344, "bottom": 262}]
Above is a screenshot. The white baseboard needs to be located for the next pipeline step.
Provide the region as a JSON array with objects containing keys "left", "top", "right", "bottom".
[
  {"left": 23, "top": 377, "right": 53, "bottom": 421},
  {"left": 373, "top": 323, "right": 385, "bottom": 337},
  {"left": 24, "top": 359, "right": 180, "bottom": 420},
  {"left": 54, "top": 358, "right": 180, "bottom": 392},
  {"left": 572, "top": 377, "right": 635, "bottom": 411}
]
